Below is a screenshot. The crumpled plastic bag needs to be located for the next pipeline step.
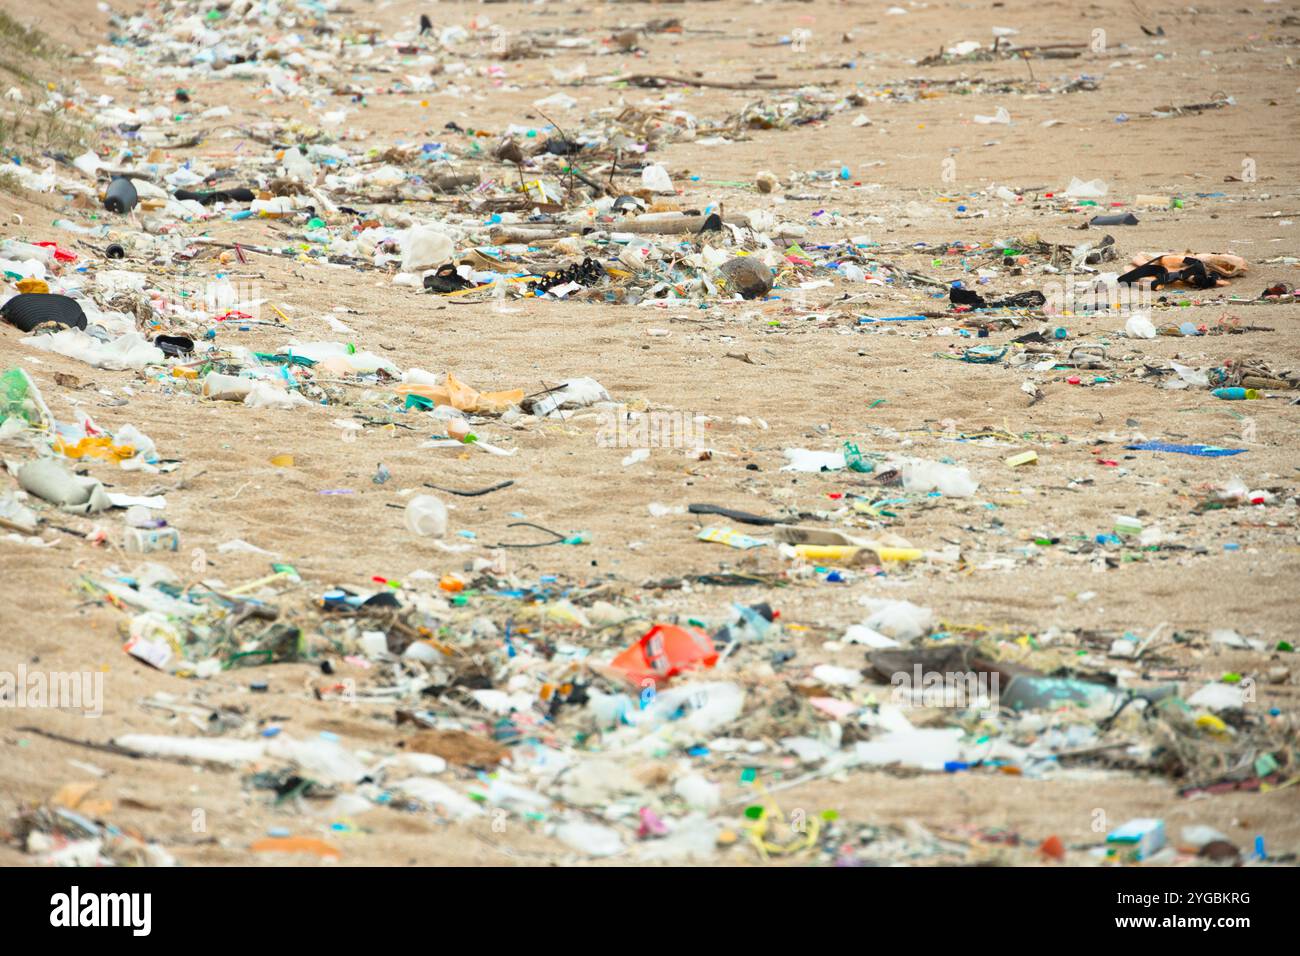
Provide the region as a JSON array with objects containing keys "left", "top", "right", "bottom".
[
  {"left": 394, "top": 371, "right": 523, "bottom": 414},
  {"left": 859, "top": 597, "right": 935, "bottom": 642},
  {"left": 6, "top": 162, "right": 57, "bottom": 192},
  {"left": 17, "top": 458, "right": 111, "bottom": 514},
  {"left": 520, "top": 377, "right": 610, "bottom": 417},
  {"left": 23, "top": 329, "right": 163, "bottom": 370},
  {"left": 244, "top": 381, "right": 310, "bottom": 410},
  {"left": 897, "top": 458, "right": 979, "bottom": 497},
  {"left": 782, "top": 448, "right": 846, "bottom": 472},
  {"left": 1125, "top": 313, "right": 1157, "bottom": 339},
  {"left": 1063, "top": 177, "right": 1108, "bottom": 199},
  {"left": 641, "top": 164, "right": 675, "bottom": 194}
]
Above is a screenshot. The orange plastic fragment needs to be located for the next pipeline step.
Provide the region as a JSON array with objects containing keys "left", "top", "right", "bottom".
[
  {"left": 1040, "top": 834, "right": 1066, "bottom": 861},
  {"left": 393, "top": 371, "right": 524, "bottom": 414},
  {"left": 609, "top": 624, "right": 718, "bottom": 687},
  {"left": 250, "top": 836, "right": 341, "bottom": 859}
]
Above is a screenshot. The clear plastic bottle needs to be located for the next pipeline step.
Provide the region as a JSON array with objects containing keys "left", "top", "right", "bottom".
[{"left": 51, "top": 219, "right": 109, "bottom": 237}]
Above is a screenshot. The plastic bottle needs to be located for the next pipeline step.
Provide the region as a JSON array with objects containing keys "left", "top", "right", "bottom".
[
  {"left": 728, "top": 602, "right": 777, "bottom": 642},
  {"left": 432, "top": 405, "right": 472, "bottom": 440},
  {"left": 52, "top": 219, "right": 109, "bottom": 237},
  {"left": 1091, "top": 212, "right": 1140, "bottom": 226},
  {"left": 617, "top": 243, "right": 651, "bottom": 272},
  {"left": 404, "top": 494, "right": 447, "bottom": 538},
  {"left": 124, "top": 527, "right": 180, "bottom": 553},
  {"left": 1212, "top": 387, "right": 1259, "bottom": 401},
  {"left": 287, "top": 342, "right": 399, "bottom": 377},
  {"left": 250, "top": 197, "right": 294, "bottom": 217},
  {"left": 1, "top": 239, "right": 56, "bottom": 264},
  {"left": 201, "top": 373, "right": 254, "bottom": 401},
  {"left": 103, "top": 176, "right": 138, "bottom": 214}
]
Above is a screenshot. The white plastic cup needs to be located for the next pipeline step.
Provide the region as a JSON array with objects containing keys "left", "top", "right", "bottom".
[{"left": 404, "top": 494, "right": 447, "bottom": 538}]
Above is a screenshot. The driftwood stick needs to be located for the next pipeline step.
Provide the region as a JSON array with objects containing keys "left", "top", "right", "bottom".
[
  {"left": 491, "top": 213, "right": 749, "bottom": 242},
  {"left": 611, "top": 73, "right": 803, "bottom": 91}
]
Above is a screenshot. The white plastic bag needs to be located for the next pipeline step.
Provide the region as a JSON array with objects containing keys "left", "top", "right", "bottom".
[
  {"left": 1125, "top": 312, "right": 1157, "bottom": 339},
  {"left": 859, "top": 597, "right": 935, "bottom": 641},
  {"left": 402, "top": 225, "right": 454, "bottom": 272},
  {"left": 1063, "top": 177, "right": 1108, "bottom": 199},
  {"left": 243, "top": 381, "right": 309, "bottom": 409},
  {"left": 23, "top": 329, "right": 163, "bottom": 370},
  {"left": 899, "top": 459, "right": 979, "bottom": 497}
]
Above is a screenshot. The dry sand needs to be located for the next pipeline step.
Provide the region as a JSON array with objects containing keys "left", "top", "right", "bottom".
[{"left": 1, "top": 0, "right": 1298, "bottom": 865}]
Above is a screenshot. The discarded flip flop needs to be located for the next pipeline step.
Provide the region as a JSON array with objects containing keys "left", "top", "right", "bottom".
[
  {"left": 527, "top": 257, "right": 605, "bottom": 295},
  {"left": 321, "top": 587, "right": 401, "bottom": 612},
  {"left": 1089, "top": 212, "right": 1139, "bottom": 226}
]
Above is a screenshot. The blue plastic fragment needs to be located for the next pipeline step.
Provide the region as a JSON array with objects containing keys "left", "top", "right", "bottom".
[{"left": 1124, "top": 442, "right": 1246, "bottom": 457}]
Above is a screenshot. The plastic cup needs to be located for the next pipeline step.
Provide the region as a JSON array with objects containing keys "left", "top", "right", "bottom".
[{"left": 404, "top": 495, "right": 447, "bottom": 538}]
